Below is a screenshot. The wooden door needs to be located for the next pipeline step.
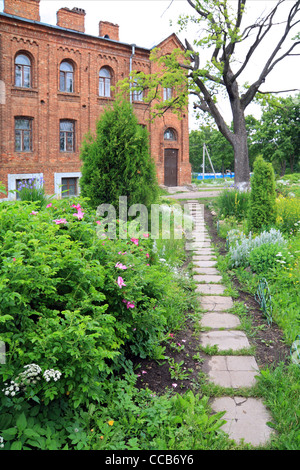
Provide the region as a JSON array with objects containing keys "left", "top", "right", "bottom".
[{"left": 164, "top": 149, "right": 178, "bottom": 186}]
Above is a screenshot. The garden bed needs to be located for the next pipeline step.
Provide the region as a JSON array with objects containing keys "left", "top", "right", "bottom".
[{"left": 132, "top": 204, "right": 291, "bottom": 397}]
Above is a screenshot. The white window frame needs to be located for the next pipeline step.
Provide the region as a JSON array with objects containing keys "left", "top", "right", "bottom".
[
  {"left": 7, "top": 173, "right": 43, "bottom": 201},
  {"left": 54, "top": 172, "right": 81, "bottom": 198}
]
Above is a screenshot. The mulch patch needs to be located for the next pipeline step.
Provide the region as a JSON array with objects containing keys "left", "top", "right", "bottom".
[{"left": 131, "top": 201, "right": 291, "bottom": 396}]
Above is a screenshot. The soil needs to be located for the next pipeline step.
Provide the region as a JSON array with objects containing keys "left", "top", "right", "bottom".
[{"left": 132, "top": 204, "right": 291, "bottom": 396}]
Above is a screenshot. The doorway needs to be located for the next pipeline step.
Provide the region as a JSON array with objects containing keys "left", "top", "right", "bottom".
[{"left": 164, "top": 149, "right": 178, "bottom": 186}]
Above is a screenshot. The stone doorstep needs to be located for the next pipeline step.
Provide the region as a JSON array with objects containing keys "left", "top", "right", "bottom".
[
  {"left": 200, "top": 295, "right": 234, "bottom": 311},
  {"left": 203, "top": 355, "right": 259, "bottom": 388},
  {"left": 195, "top": 284, "right": 226, "bottom": 295},
  {"left": 200, "top": 312, "right": 241, "bottom": 329},
  {"left": 200, "top": 330, "right": 251, "bottom": 351},
  {"left": 211, "top": 397, "right": 275, "bottom": 447}
]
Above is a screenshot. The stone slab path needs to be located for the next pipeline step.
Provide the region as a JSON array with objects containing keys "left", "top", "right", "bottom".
[{"left": 186, "top": 199, "right": 275, "bottom": 448}]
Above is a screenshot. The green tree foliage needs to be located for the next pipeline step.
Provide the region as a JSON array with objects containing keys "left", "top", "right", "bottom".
[
  {"left": 79, "top": 100, "right": 159, "bottom": 211},
  {"left": 247, "top": 94, "right": 300, "bottom": 175},
  {"left": 248, "top": 156, "right": 277, "bottom": 231},
  {"left": 118, "top": 1, "right": 300, "bottom": 187},
  {"left": 189, "top": 127, "right": 234, "bottom": 173}
]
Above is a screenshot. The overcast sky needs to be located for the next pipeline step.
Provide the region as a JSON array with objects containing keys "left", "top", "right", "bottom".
[{"left": 1, "top": 0, "right": 299, "bottom": 128}]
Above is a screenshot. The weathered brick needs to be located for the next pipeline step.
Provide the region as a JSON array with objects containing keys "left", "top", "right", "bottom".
[{"left": 0, "top": 0, "right": 191, "bottom": 199}]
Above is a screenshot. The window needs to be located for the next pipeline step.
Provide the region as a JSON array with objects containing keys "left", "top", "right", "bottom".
[
  {"left": 54, "top": 172, "right": 81, "bottom": 198},
  {"left": 60, "top": 120, "right": 75, "bottom": 152},
  {"left": 99, "top": 67, "right": 112, "bottom": 97},
  {"left": 15, "top": 54, "right": 31, "bottom": 88},
  {"left": 132, "top": 77, "right": 143, "bottom": 102},
  {"left": 7, "top": 173, "right": 43, "bottom": 201},
  {"left": 164, "top": 128, "right": 177, "bottom": 141},
  {"left": 61, "top": 177, "right": 78, "bottom": 197},
  {"left": 163, "top": 87, "right": 173, "bottom": 101},
  {"left": 59, "top": 61, "right": 74, "bottom": 92},
  {"left": 15, "top": 118, "right": 32, "bottom": 152}
]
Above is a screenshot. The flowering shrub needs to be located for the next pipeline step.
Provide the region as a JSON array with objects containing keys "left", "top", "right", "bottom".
[{"left": 0, "top": 198, "right": 193, "bottom": 413}]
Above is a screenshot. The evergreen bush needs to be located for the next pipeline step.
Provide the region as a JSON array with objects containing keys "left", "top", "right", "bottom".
[
  {"left": 248, "top": 156, "right": 277, "bottom": 231},
  {"left": 79, "top": 100, "right": 159, "bottom": 213}
]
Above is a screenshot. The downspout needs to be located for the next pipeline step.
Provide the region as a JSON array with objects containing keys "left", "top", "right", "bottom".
[{"left": 130, "top": 44, "right": 136, "bottom": 103}]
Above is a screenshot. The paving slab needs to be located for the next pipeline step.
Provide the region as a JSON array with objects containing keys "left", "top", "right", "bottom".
[
  {"left": 200, "top": 295, "right": 234, "bottom": 311},
  {"left": 193, "top": 253, "right": 215, "bottom": 259},
  {"left": 211, "top": 397, "right": 274, "bottom": 446},
  {"left": 200, "top": 312, "right": 241, "bottom": 329},
  {"left": 196, "top": 284, "right": 226, "bottom": 295},
  {"left": 203, "top": 356, "right": 259, "bottom": 388},
  {"left": 192, "top": 255, "right": 217, "bottom": 261},
  {"left": 193, "top": 260, "right": 217, "bottom": 267},
  {"left": 193, "top": 267, "right": 220, "bottom": 275},
  {"left": 194, "top": 274, "right": 223, "bottom": 283},
  {"left": 200, "top": 330, "right": 251, "bottom": 351}
]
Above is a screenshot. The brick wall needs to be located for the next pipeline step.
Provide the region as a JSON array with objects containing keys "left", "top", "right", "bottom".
[
  {"left": 3, "top": 0, "right": 40, "bottom": 21},
  {"left": 0, "top": 7, "right": 191, "bottom": 200}
]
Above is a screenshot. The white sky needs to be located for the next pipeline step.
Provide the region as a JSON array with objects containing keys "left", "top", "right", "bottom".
[{"left": 1, "top": 0, "right": 299, "bottom": 129}]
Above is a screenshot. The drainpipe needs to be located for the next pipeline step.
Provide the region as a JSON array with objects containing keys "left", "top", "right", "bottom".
[{"left": 130, "top": 44, "right": 136, "bottom": 103}]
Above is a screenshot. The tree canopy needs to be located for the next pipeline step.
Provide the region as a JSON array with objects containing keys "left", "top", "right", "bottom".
[{"left": 121, "top": 0, "right": 300, "bottom": 188}]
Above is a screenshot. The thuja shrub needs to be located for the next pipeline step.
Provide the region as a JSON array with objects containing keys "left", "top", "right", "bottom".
[
  {"left": 248, "top": 156, "right": 277, "bottom": 231},
  {"left": 0, "top": 199, "right": 192, "bottom": 409},
  {"left": 79, "top": 100, "right": 159, "bottom": 212}
]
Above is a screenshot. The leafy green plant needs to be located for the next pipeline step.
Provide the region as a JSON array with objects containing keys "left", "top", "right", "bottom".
[
  {"left": 217, "top": 188, "right": 250, "bottom": 221},
  {"left": 249, "top": 242, "right": 283, "bottom": 274}
]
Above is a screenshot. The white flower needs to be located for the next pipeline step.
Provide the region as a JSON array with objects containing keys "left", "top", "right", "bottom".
[{"left": 43, "top": 369, "right": 62, "bottom": 382}]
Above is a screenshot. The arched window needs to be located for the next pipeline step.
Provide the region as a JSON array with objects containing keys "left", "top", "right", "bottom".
[
  {"left": 99, "top": 67, "right": 111, "bottom": 97},
  {"left": 164, "top": 128, "right": 177, "bottom": 141},
  {"left": 15, "top": 53, "right": 31, "bottom": 88},
  {"left": 59, "top": 61, "right": 74, "bottom": 93}
]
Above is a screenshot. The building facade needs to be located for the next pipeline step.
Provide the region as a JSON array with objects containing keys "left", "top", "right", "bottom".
[{"left": 0, "top": 0, "right": 191, "bottom": 200}]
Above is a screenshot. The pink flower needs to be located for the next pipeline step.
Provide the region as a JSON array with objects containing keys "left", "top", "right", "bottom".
[
  {"left": 117, "top": 276, "right": 126, "bottom": 288},
  {"left": 130, "top": 238, "right": 139, "bottom": 246},
  {"left": 146, "top": 264, "right": 150, "bottom": 266},
  {"left": 146, "top": 253, "right": 150, "bottom": 258},
  {"left": 169, "top": 333, "right": 174, "bottom": 338},
  {"left": 46, "top": 203, "right": 52, "bottom": 208},
  {"left": 73, "top": 209, "right": 84, "bottom": 220},
  {"left": 172, "top": 383, "right": 177, "bottom": 388},
  {"left": 115, "top": 262, "right": 127, "bottom": 270},
  {"left": 143, "top": 233, "right": 149, "bottom": 238},
  {"left": 54, "top": 218, "right": 67, "bottom": 225},
  {"left": 72, "top": 204, "right": 81, "bottom": 210},
  {"left": 30, "top": 211, "right": 38, "bottom": 215},
  {"left": 96, "top": 221, "right": 101, "bottom": 225},
  {"left": 141, "top": 370, "right": 147, "bottom": 374},
  {"left": 122, "top": 299, "right": 135, "bottom": 309},
  {"left": 13, "top": 258, "right": 16, "bottom": 262}
]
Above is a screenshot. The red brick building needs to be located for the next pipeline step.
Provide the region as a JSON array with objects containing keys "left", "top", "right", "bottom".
[{"left": 0, "top": 0, "right": 191, "bottom": 200}]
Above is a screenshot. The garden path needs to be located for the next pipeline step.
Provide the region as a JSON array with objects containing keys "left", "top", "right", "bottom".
[{"left": 185, "top": 198, "right": 275, "bottom": 448}]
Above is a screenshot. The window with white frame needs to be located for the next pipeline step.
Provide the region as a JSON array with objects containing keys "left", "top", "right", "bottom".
[
  {"left": 7, "top": 173, "right": 43, "bottom": 201},
  {"left": 54, "top": 172, "right": 81, "bottom": 198}
]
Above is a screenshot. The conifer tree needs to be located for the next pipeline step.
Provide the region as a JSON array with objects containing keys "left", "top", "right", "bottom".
[{"left": 79, "top": 100, "right": 159, "bottom": 212}]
